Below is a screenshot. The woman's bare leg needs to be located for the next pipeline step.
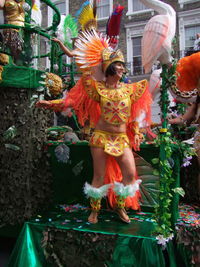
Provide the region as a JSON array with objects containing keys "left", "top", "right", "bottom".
[
  {"left": 90, "top": 147, "right": 107, "bottom": 187},
  {"left": 88, "top": 147, "right": 107, "bottom": 223},
  {"left": 114, "top": 148, "right": 137, "bottom": 222},
  {"left": 115, "top": 147, "right": 137, "bottom": 185}
]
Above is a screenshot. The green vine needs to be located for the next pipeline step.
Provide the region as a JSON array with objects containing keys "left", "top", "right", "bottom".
[
  {"left": 153, "top": 61, "right": 197, "bottom": 241},
  {"left": 153, "top": 132, "right": 174, "bottom": 237},
  {"left": 153, "top": 62, "right": 178, "bottom": 238}
]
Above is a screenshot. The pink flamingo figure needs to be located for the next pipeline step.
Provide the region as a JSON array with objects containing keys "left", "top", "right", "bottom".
[{"left": 140, "top": 0, "right": 176, "bottom": 73}]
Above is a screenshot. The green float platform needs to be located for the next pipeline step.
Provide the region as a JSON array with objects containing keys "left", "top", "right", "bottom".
[
  {"left": 46, "top": 141, "right": 181, "bottom": 225},
  {"left": 7, "top": 142, "right": 199, "bottom": 266},
  {"left": 7, "top": 204, "right": 199, "bottom": 266}
]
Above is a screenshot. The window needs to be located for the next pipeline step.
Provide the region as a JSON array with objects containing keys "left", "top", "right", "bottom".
[
  {"left": 179, "top": 0, "right": 200, "bottom": 9},
  {"left": 132, "top": 0, "right": 148, "bottom": 12},
  {"left": 97, "top": 0, "right": 111, "bottom": 19},
  {"left": 127, "top": 0, "right": 149, "bottom": 14},
  {"left": 132, "top": 37, "right": 143, "bottom": 75},
  {"left": 185, "top": 25, "right": 200, "bottom": 50},
  {"left": 54, "top": 1, "right": 66, "bottom": 15}
]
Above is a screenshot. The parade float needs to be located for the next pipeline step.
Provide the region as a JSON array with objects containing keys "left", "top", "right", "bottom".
[{"left": 0, "top": 0, "right": 199, "bottom": 266}]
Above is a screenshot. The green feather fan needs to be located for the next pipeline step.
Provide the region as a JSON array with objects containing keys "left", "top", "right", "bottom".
[{"left": 63, "top": 14, "right": 78, "bottom": 49}]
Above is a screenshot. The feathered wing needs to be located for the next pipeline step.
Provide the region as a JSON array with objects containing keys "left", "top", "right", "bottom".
[
  {"left": 142, "top": 15, "right": 170, "bottom": 73},
  {"left": 140, "top": 0, "right": 176, "bottom": 73},
  {"left": 63, "top": 14, "right": 78, "bottom": 49},
  {"left": 149, "top": 68, "right": 162, "bottom": 99}
]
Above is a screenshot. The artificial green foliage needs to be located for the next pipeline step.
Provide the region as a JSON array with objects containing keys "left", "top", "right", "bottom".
[
  {"left": 3, "top": 125, "right": 17, "bottom": 140},
  {"left": 0, "top": 86, "right": 53, "bottom": 226},
  {"left": 176, "top": 103, "right": 188, "bottom": 115},
  {"left": 153, "top": 61, "right": 196, "bottom": 238},
  {"left": 133, "top": 152, "right": 160, "bottom": 208},
  {"left": 154, "top": 63, "right": 178, "bottom": 237},
  {"left": 43, "top": 228, "right": 117, "bottom": 267},
  {"left": 172, "top": 187, "right": 185, "bottom": 197}
]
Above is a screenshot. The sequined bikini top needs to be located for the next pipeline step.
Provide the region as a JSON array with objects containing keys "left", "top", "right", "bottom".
[{"left": 96, "top": 82, "right": 132, "bottom": 125}]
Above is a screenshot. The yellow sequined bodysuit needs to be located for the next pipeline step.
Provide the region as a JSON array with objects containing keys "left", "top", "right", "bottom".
[
  {"left": 82, "top": 73, "right": 147, "bottom": 156},
  {"left": 47, "top": 73, "right": 148, "bottom": 156}
]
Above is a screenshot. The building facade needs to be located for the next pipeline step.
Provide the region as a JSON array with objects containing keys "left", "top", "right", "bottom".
[
  {"left": 46, "top": 0, "right": 200, "bottom": 123},
  {"left": 44, "top": 0, "right": 200, "bottom": 76}
]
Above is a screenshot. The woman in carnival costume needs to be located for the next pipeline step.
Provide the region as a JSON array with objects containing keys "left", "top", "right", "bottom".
[
  {"left": 169, "top": 51, "right": 200, "bottom": 199},
  {"left": 37, "top": 29, "right": 152, "bottom": 224}
]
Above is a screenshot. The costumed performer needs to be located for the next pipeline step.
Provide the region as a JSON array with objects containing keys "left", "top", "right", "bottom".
[
  {"left": 169, "top": 51, "right": 200, "bottom": 199},
  {"left": 0, "top": 0, "right": 26, "bottom": 61},
  {"left": 37, "top": 30, "right": 152, "bottom": 224},
  {"left": 51, "top": 0, "right": 98, "bottom": 58}
]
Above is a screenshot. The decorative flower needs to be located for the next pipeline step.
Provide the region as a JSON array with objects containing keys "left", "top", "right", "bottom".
[
  {"left": 156, "top": 233, "right": 174, "bottom": 248},
  {"left": 181, "top": 156, "right": 193, "bottom": 167}
]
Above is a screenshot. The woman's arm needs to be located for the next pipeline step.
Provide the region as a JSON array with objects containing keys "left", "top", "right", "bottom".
[
  {"left": 81, "top": 69, "right": 100, "bottom": 102},
  {"left": 36, "top": 99, "right": 65, "bottom": 112},
  {"left": 169, "top": 103, "right": 197, "bottom": 124},
  {"left": 52, "top": 38, "right": 75, "bottom": 58}
]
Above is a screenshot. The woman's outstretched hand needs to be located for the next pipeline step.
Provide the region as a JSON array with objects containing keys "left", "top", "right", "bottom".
[
  {"left": 36, "top": 100, "right": 51, "bottom": 109},
  {"left": 51, "top": 37, "right": 62, "bottom": 44}
]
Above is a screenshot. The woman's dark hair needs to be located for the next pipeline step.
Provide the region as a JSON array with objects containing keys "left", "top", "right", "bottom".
[{"left": 105, "top": 61, "right": 125, "bottom": 77}]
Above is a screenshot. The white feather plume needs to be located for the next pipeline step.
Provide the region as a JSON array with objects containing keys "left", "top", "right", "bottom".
[
  {"left": 113, "top": 180, "right": 142, "bottom": 198},
  {"left": 83, "top": 182, "right": 111, "bottom": 199}
]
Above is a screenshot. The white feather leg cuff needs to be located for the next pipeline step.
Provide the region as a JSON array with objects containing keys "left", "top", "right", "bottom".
[
  {"left": 83, "top": 183, "right": 111, "bottom": 199},
  {"left": 113, "top": 180, "right": 142, "bottom": 198}
]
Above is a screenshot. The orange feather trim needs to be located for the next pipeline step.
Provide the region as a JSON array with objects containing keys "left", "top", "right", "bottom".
[
  {"left": 104, "top": 156, "right": 141, "bottom": 210},
  {"left": 127, "top": 82, "right": 152, "bottom": 150},
  {"left": 63, "top": 77, "right": 101, "bottom": 127},
  {"left": 176, "top": 52, "right": 200, "bottom": 92},
  {"left": 75, "top": 31, "right": 110, "bottom": 69}
]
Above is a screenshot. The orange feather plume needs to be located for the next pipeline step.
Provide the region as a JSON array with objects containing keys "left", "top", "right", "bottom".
[
  {"left": 74, "top": 30, "right": 110, "bottom": 69},
  {"left": 176, "top": 52, "right": 200, "bottom": 92}
]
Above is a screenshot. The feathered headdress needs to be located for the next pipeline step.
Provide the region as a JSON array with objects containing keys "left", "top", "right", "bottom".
[
  {"left": 176, "top": 52, "right": 200, "bottom": 91},
  {"left": 106, "top": 4, "right": 124, "bottom": 49},
  {"left": 168, "top": 52, "right": 200, "bottom": 103},
  {"left": 74, "top": 29, "right": 124, "bottom": 72},
  {"left": 74, "top": 30, "right": 110, "bottom": 69},
  {"left": 75, "top": 0, "right": 97, "bottom": 31},
  {"left": 176, "top": 52, "right": 200, "bottom": 93}
]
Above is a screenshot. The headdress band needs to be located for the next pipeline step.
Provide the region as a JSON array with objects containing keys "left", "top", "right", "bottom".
[{"left": 102, "top": 48, "right": 124, "bottom": 73}]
